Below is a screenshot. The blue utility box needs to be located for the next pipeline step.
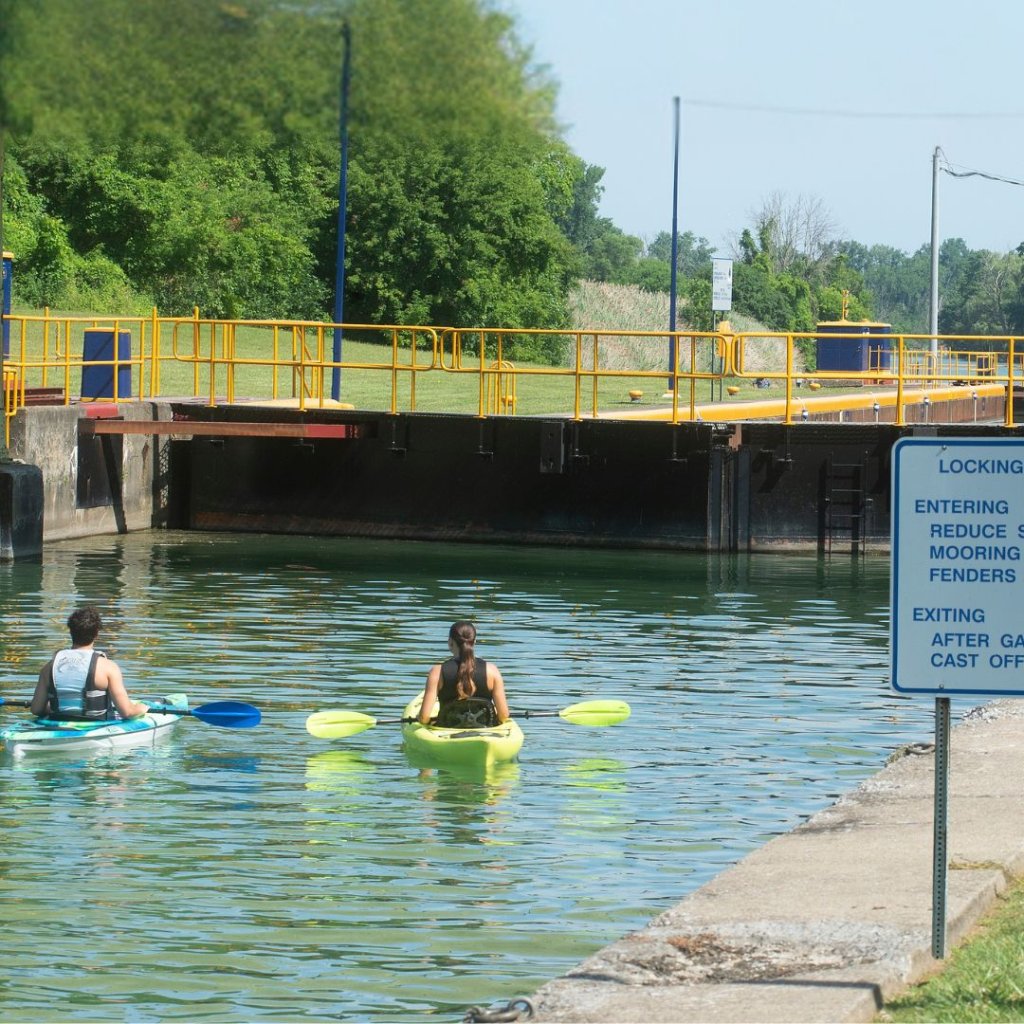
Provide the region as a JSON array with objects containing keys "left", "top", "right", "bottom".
[
  {"left": 816, "top": 320, "right": 893, "bottom": 374},
  {"left": 81, "top": 329, "right": 132, "bottom": 401}
]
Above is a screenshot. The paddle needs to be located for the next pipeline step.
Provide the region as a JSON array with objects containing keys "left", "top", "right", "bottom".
[
  {"left": 305, "top": 698, "right": 630, "bottom": 740},
  {"left": 0, "top": 697, "right": 261, "bottom": 729},
  {"left": 147, "top": 701, "right": 262, "bottom": 729}
]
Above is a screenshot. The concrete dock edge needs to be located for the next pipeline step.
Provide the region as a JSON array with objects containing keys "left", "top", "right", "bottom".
[{"left": 530, "top": 700, "right": 1024, "bottom": 1023}]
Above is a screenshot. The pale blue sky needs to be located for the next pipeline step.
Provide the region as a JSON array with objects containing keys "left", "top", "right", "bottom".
[{"left": 505, "top": 0, "right": 1024, "bottom": 256}]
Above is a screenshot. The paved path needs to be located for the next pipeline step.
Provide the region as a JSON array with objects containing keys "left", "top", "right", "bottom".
[{"left": 530, "top": 700, "right": 1024, "bottom": 1023}]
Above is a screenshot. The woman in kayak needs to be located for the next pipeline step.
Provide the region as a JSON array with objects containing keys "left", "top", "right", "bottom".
[
  {"left": 30, "top": 605, "right": 149, "bottom": 721},
  {"left": 418, "top": 620, "right": 510, "bottom": 728}
]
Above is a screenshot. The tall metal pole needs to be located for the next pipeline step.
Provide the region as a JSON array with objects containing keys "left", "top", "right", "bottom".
[
  {"left": 0, "top": 125, "right": 11, "bottom": 461},
  {"left": 667, "top": 96, "right": 680, "bottom": 391},
  {"left": 331, "top": 22, "right": 352, "bottom": 402},
  {"left": 929, "top": 146, "right": 940, "bottom": 362}
]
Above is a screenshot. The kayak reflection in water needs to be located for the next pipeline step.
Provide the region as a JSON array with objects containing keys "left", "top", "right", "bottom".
[
  {"left": 418, "top": 620, "right": 510, "bottom": 728},
  {"left": 30, "top": 606, "right": 149, "bottom": 721}
]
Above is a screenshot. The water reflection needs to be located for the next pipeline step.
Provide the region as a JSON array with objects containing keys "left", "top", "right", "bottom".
[
  {"left": 305, "top": 748, "right": 377, "bottom": 787},
  {"left": 562, "top": 757, "right": 629, "bottom": 791}
]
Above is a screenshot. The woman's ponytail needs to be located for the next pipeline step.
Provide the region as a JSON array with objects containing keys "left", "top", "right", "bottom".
[{"left": 449, "top": 620, "right": 478, "bottom": 700}]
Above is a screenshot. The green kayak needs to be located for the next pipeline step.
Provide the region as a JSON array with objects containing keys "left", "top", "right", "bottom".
[{"left": 401, "top": 694, "right": 524, "bottom": 769}]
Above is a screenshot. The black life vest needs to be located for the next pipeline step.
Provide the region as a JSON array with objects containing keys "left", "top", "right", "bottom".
[{"left": 436, "top": 657, "right": 495, "bottom": 727}]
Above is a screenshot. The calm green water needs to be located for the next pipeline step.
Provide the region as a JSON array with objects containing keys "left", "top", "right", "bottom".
[{"left": 0, "top": 533, "right": 940, "bottom": 1022}]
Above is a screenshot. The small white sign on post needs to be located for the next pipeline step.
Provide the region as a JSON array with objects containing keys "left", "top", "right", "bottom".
[
  {"left": 891, "top": 437, "right": 1024, "bottom": 697},
  {"left": 711, "top": 258, "right": 733, "bottom": 313}
]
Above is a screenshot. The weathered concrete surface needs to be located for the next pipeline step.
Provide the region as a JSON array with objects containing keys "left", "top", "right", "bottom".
[
  {"left": 8, "top": 403, "right": 174, "bottom": 541},
  {"left": 0, "top": 461, "right": 44, "bottom": 559},
  {"left": 531, "top": 701, "right": 1024, "bottom": 1023}
]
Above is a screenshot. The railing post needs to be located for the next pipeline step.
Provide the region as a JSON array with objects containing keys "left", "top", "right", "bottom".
[
  {"left": 477, "top": 332, "right": 487, "bottom": 418},
  {"left": 1007, "top": 337, "right": 1016, "bottom": 427},
  {"left": 193, "top": 306, "right": 201, "bottom": 398},
  {"left": 207, "top": 319, "right": 217, "bottom": 407},
  {"left": 784, "top": 334, "right": 794, "bottom": 424},
  {"left": 573, "top": 334, "right": 582, "bottom": 421},
  {"left": 895, "top": 335, "right": 906, "bottom": 426},
  {"left": 149, "top": 306, "right": 159, "bottom": 396},
  {"left": 391, "top": 327, "right": 400, "bottom": 415},
  {"left": 60, "top": 312, "right": 71, "bottom": 405},
  {"left": 669, "top": 334, "right": 680, "bottom": 423},
  {"left": 687, "top": 335, "right": 696, "bottom": 422}
]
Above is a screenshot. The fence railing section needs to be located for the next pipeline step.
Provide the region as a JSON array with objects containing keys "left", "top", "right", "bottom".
[{"left": 2, "top": 312, "right": 1022, "bottom": 437}]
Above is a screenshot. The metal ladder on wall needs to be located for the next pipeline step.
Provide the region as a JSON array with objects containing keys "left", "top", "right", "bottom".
[{"left": 824, "top": 454, "right": 868, "bottom": 555}]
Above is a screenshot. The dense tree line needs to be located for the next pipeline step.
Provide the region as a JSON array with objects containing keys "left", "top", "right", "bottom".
[
  {"left": 1, "top": 0, "right": 591, "bottom": 359},
  {"left": 2, "top": 0, "right": 1022, "bottom": 363},
  {"left": 586, "top": 198, "right": 1024, "bottom": 345}
]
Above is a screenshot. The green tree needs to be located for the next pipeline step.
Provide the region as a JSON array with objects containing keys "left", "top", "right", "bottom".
[
  {"left": 3, "top": 0, "right": 584, "bottom": 346},
  {"left": 679, "top": 276, "right": 713, "bottom": 332},
  {"left": 646, "top": 230, "right": 716, "bottom": 278},
  {"left": 557, "top": 161, "right": 606, "bottom": 254},
  {"left": 938, "top": 248, "right": 1024, "bottom": 339},
  {"left": 582, "top": 220, "right": 643, "bottom": 283},
  {"left": 633, "top": 258, "right": 672, "bottom": 294},
  {"left": 734, "top": 202, "right": 871, "bottom": 334}
]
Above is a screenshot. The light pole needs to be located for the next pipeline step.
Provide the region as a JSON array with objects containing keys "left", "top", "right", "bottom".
[
  {"left": 667, "top": 96, "right": 680, "bottom": 392},
  {"left": 0, "top": 125, "right": 10, "bottom": 462},
  {"left": 331, "top": 22, "right": 352, "bottom": 402},
  {"left": 929, "top": 146, "right": 940, "bottom": 361}
]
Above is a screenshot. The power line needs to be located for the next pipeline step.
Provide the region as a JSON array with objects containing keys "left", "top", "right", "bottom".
[
  {"left": 934, "top": 146, "right": 1024, "bottom": 187},
  {"left": 942, "top": 163, "right": 1024, "bottom": 188},
  {"left": 684, "top": 99, "right": 1024, "bottom": 121}
]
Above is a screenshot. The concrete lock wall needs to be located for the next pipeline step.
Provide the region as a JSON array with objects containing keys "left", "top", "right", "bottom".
[
  {"left": 177, "top": 410, "right": 1021, "bottom": 553},
  {"left": 182, "top": 413, "right": 714, "bottom": 549},
  {"left": 7, "top": 403, "right": 176, "bottom": 542},
  {"left": 8, "top": 402, "right": 1024, "bottom": 551}
]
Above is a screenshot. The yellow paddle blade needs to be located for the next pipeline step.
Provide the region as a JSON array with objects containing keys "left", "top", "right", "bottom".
[
  {"left": 558, "top": 700, "right": 631, "bottom": 727},
  {"left": 305, "top": 710, "right": 378, "bottom": 739}
]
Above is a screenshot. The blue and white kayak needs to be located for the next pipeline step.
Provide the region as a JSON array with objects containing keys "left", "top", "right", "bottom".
[{"left": 0, "top": 693, "right": 189, "bottom": 759}]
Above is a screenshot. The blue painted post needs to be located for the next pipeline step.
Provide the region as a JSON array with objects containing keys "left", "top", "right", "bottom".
[
  {"left": 331, "top": 22, "right": 352, "bottom": 402},
  {"left": 1, "top": 250, "right": 10, "bottom": 359},
  {"left": 0, "top": 250, "right": 9, "bottom": 461},
  {"left": 667, "top": 97, "right": 680, "bottom": 392}
]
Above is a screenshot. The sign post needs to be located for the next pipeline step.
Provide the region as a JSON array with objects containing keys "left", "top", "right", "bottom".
[
  {"left": 711, "top": 258, "right": 732, "bottom": 401},
  {"left": 891, "top": 437, "right": 1024, "bottom": 957}
]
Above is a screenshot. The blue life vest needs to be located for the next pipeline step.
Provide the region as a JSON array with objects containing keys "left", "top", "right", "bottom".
[{"left": 47, "top": 648, "right": 114, "bottom": 720}]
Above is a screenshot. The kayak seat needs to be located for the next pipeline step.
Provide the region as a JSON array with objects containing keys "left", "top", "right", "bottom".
[{"left": 435, "top": 698, "right": 498, "bottom": 728}]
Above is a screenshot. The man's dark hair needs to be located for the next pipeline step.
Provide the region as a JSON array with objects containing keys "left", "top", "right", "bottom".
[{"left": 67, "top": 606, "right": 102, "bottom": 646}]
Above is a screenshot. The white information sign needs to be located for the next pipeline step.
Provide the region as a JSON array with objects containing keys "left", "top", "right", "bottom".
[
  {"left": 891, "top": 437, "right": 1024, "bottom": 696},
  {"left": 711, "top": 258, "right": 733, "bottom": 312}
]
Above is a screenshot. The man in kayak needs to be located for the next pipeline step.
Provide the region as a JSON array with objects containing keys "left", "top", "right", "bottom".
[
  {"left": 419, "top": 620, "right": 510, "bottom": 728},
  {"left": 30, "top": 606, "right": 149, "bottom": 721}
]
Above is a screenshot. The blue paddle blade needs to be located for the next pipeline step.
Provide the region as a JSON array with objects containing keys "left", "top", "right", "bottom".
[
  {"left": 147, "top": 700, "right": 261, "bottom": 728},
  {"left": 191, "top": 701, "right": 262, "bottom": 728}
]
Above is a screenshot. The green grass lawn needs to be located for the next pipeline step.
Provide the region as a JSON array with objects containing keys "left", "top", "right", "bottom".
[{"left": 878, "top": 880, "right": 1024, "bottom": 1022}]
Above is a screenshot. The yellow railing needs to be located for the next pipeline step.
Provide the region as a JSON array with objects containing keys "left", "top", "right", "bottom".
[
  {"left": 440, "top": 327, "right": 723, "bottom": 420},
  {"left": 2, "top": 311, "right": 1024, "bottom": 432},
  {"left": 2, "top": 367, "right": 18, "bottom": 446},
  {"left": 160, "top": 313, "right": 440, "bottom": 413},
  {"left": 3, "top": 310, "right": 441, "bottom": 417},
  {"left": 730, "top": 331, "right": 1023, "bottom": 426}
]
